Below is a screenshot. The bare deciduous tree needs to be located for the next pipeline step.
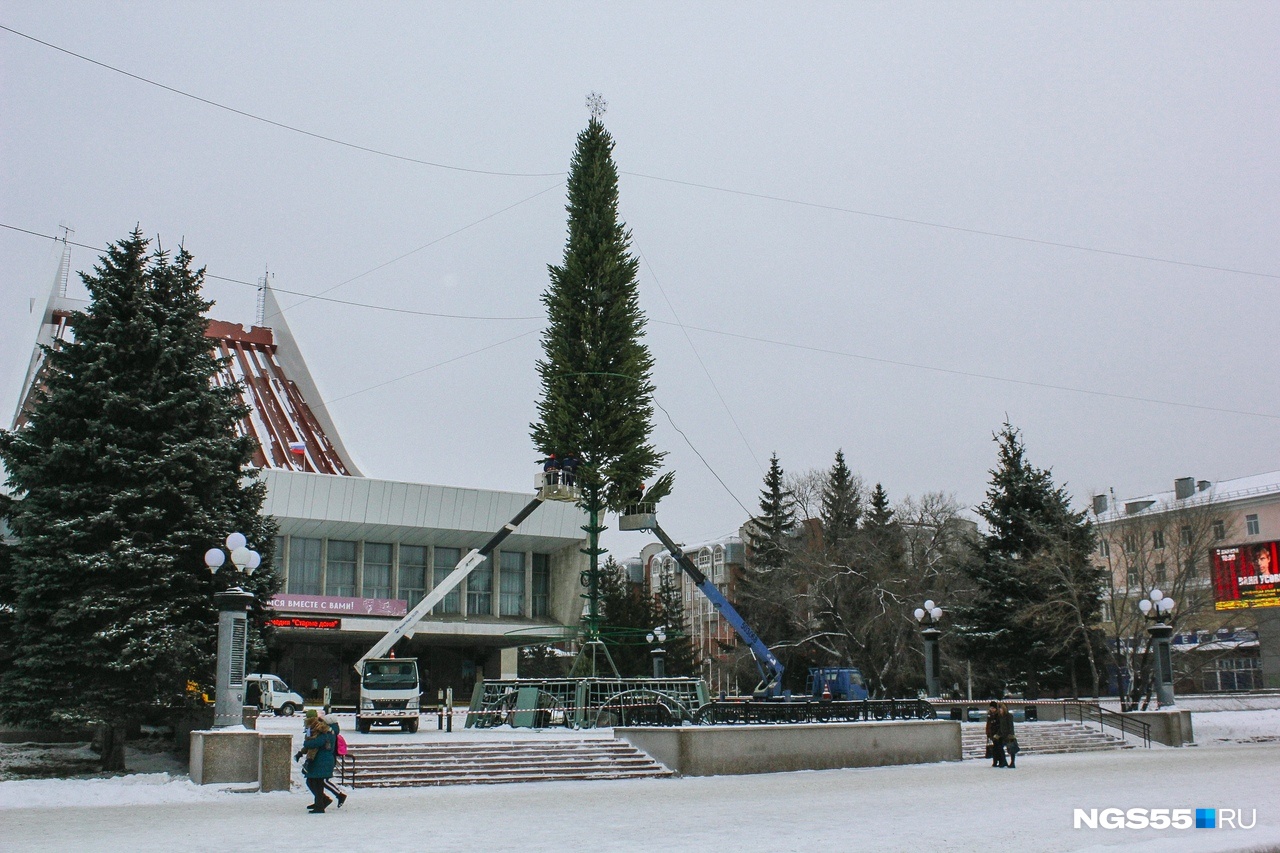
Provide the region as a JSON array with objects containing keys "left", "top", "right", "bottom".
[{"left": 1097, "top": 497, "right": 1229, "bottom": 709}]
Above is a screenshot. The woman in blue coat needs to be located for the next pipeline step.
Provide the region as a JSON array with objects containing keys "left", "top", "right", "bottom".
[{"left": 295, "top": 712, "right": 337, "bottom": 812}]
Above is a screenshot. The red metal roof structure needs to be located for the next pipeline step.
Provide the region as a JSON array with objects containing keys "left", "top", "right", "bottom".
[{"left": 12, "top": 268, "right": 360, "bottom": 476}]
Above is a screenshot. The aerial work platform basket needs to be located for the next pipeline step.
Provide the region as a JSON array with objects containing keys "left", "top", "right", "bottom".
[
  {"left": 535, "top": 471, "right": 580, "bottom": 502},
  {"left": 618, "top": 502, "right": 657, "bottom": 531}
]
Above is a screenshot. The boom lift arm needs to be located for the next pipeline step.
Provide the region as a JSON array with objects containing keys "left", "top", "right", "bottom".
[
  {"left": 644, "top": 519, "right": 785, "bottom": 697},
  {"left": 354, "top": 494, "right": 547, "bottom": 676}
]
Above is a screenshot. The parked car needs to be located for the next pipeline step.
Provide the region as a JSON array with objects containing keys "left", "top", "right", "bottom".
[{"left": 244, "top": 674, "right": 305, "bottom": 716}]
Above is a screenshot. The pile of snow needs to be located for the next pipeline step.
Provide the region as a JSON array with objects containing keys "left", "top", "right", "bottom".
[
  {"left": 1192, "top": 709, "right": 1280, "bottom": 744},
  {"left": 0, "top": 772, "right": 236, "bottom": 810}
]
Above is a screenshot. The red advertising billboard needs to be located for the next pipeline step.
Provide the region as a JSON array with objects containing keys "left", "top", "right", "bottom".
[{"left": 1212, "top": 540, "right": 1280, "bottom": 610}]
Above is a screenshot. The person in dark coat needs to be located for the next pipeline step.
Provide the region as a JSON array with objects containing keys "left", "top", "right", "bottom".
[
  {"left": 985, "top": 701, "right": 1007, "bottom": 768},
  {"left": 560, "top": 452, "right": 579, "bottom": 486},
  {"left": 295, "top": 711, "right": 337, "bottom": 812},
  {"left": 998, "top": 702, "right": 1018, "bottom": 768},
  {"left": 540, "top": 453, "right": 561, "bottom": 485},
  {"left": 320, "top": 715, "right": 348, "bottom": 807}
]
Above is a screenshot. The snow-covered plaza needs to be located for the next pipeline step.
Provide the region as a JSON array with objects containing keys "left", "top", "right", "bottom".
[{"left": 2, "top": 710, "right": 1279, "bottom": 853}]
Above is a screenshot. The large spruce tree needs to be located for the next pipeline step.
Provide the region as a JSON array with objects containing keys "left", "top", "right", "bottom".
[
  {"left": 737, "top": 453, "right": 807, "bottom": 690},
  {"left": 820, "top": 449, "right": 861, "bottom": 550},
  {"left": 531, "top": 100, "right": 665, "bottom": 658},
  {"left": 954, "top": 423, "right": 1098, "bottom": 697},
  {"left": 0, "top": 230, "right": 276, "bottom": 769}
]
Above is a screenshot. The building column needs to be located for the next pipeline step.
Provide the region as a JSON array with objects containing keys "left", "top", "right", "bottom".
[{"left": 1258, "top": 609, "right": 1280, "bottom": 689}]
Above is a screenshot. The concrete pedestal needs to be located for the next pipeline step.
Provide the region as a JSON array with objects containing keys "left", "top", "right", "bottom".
[
  {"left": 616, "top": 719, "right": 961, "bottom": 776},
  {"left": 189, "top": 729, "right": 294, "bottom": 791},
  {"left": 1123, "top": 709, "right": 1194, "bottom": 746}
]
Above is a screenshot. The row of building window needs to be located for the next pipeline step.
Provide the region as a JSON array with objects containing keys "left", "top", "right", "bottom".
[
  {"left": 1101, "top": 515, "right": 1263, "bottom": 558},
  {"left": 278, "top": 537, "right": 551, "bottom": 618}
]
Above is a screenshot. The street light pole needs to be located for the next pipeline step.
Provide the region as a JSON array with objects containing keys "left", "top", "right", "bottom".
[
  {"left": 914, "top": 600, "right": 944, "bottom": 699},
  {"left": 204, "top": 533, "right": 261, "bottom": 728},
  {"left": 1138, "top": 588, "right": 1177, "bottom": 708},
  {"left": 646, "top": 627, "right": 667, "bottom": 679}
]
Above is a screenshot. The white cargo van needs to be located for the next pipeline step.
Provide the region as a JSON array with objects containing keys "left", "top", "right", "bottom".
[{"left": 244, "top": 674, "right": 306, "bottom": 716}]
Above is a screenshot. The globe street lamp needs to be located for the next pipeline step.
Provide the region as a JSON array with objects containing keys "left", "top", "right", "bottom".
[
  {"left": 1138, "top": 588, "right": 1177, "bottom": 707},
  {"left": 646, "top": 626, "right": 667, "bottom": 679},
  {"left": 913, "top": 600, "right": 944, "bottom": 699},
  {"left": 204, "top": 533, "right": 260, "bottom": 727}
]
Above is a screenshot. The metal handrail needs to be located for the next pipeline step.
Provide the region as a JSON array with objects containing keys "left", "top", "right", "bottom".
[
  {"left": 338, "top": 753, "right": 357, "bottom": 787},
  {"left": 927, "top": 699, "right": 1152, "bottom": 747},
  {"left": 1073, "top": 703, "right": 1151, "bottom": 748}
]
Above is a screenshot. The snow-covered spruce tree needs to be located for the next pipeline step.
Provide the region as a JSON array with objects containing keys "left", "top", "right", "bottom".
[
  {"left": 654, "top": 566, "right": 696, "bottom": 677},
  {"left": 820, "top": 449, "right": 861, "bottom": 550},
  {"left": 737, "top": 453, "right": 808, "bottom": 690},
  {"left": 953, "top": 423, "right": 1099, "bottom": 698},
  {"left": 0, "top": 230, "right": 276, "bottom": 770},
  {"left": 531, "top": 104, "right": 665, "bottom": 648},
  {"left": 599, "top": 556, "right": 656, "bottom": 676}
]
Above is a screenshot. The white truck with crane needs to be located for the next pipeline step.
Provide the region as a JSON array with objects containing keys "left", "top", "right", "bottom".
[{"left": 353, "top": 474, "right": 576, "bottom": 733}]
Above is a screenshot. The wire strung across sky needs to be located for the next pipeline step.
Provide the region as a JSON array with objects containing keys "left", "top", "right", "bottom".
[
  {"left": 4, "top": 221, "right": 1277, "bottom": 423},
  {"left": 265, "top": 181, "right": 565, "bottom": 322},
  {"left": 0, "top": 223, "right": 539, "bottom": 321},
  {"left": 3, "top": 21, "right": 1277, "bottom": 283}
]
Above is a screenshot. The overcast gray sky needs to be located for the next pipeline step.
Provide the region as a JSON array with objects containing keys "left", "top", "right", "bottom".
[{"left": 2, "top": 2, "right": 1277, "bottom": 557}]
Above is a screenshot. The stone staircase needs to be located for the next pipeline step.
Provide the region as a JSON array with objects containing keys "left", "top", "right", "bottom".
[
  {"left": 338, "top": 738, "right": 673, "bottom": 787},
  {"left": 961, "top": 721, "right": 1135, "bottom": 760}
]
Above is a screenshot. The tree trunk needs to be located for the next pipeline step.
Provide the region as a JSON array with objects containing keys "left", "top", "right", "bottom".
[{"left": 98, "top": 722, "right": 127, "bottom": 772}]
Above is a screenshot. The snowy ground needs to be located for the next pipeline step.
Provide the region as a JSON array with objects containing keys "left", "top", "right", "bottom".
[
  {"left": 1192, "top": 708, "right": 1280, "bottom": 745},
  {"left": 2, "top": 712, "right": 1279, "bottom": 852}
]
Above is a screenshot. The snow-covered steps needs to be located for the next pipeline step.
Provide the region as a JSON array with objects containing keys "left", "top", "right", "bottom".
[
  {"left": 338, "top": 738, "right": 673, "bottom": 788},
  {"left": 960, "top": 721, "right": 1135, "bottom": 760}
]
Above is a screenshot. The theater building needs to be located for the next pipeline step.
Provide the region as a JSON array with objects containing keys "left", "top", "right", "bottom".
[{"left": 10, "top": 260, "right": 588, "bottom": 703}]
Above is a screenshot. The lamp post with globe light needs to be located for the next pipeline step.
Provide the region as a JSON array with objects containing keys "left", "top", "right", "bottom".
[
  {"left": 646, "top": 626, "right": 667, "bottom": 679},
  {"left": 913, "top": 600, "right": 944, "bottom": 698},
  {"left": 204, "top": 533, "right": 261, "bottom": 727},
  {"left": 1138, "top": 588, "right": 1177, "bottom": 707}
]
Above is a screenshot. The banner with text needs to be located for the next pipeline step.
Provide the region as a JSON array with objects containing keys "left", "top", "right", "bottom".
[{"left": 269, "top": 593, "right": 407, "bottom": 618}]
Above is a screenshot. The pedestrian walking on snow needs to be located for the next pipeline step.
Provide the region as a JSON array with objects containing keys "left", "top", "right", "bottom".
[
  {"left": 295, "top": 710, "right": 337, "bottom": 812},
  {"left": 320, "top": 715, "right": 349, "bottom": 808},
  {"left": 998, "top": 702, "right": 1019, "bottom": 769},
  {"left": 985, "top": 701, "right": 1007, "bottom": 768}
]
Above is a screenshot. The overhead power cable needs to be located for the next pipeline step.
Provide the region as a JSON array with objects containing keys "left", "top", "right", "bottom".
[
  {"left": 654, "top": 396, "right": 755, "bottom": 521},
  {"left": 321, "top": 329, "right": 541, "bottom": 405},
  {"left": 623, "top": 172, "right": 1280, "bottom": 282},
  {"left": 640, "top": 249, "right": 764, "bottom": 475},
  {"left": 4, "top": 22, "right": 1277, "bottom": 282},
  {"left": 0, "top": 223, "right": 540, "bottom": 321},
  {"left": 267, "top": 180, "right": 564, "bottom": 320},
  {"left": 0, "top": 23, "right": 562, "bottom": 179},
  {"left": 652, "top": 319, "right": 1280, "bottom": 422},
  {"left": 7, "top": 221, "right": 1277, "bottom": 421}
]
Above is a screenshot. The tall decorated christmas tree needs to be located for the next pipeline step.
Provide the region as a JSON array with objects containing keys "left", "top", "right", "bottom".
[
  {"left": 0, "top": 230, "right": 276, "bottom": 769},
  {"left": 531, "top": 95, "right": 667, "bottom": 673}
]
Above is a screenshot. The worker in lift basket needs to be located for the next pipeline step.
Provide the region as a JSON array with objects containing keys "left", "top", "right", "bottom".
[
  {"left": 540, "top": 453, "right": 561, "bottom": 485},
  {"left": 560, "top": 451, "right": 580, "bottom": 486}
]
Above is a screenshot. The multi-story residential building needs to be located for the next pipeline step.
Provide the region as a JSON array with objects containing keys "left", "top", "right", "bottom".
[
  {"left": 1091, "top": 471, "right": 1280, "bottom": 693},
  {"left": 7, "top": 263, "right": 588, "bottom": 704},
  {"left": 639, "top": 533, "right": 746, "bottom": 695}
]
